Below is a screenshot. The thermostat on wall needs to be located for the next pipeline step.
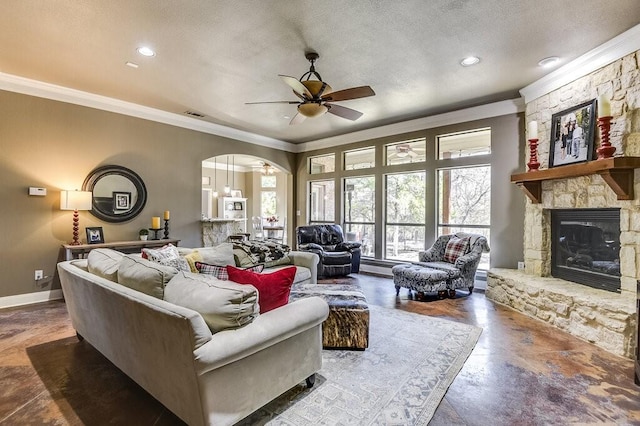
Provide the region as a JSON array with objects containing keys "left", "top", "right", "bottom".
[{"left": 29, "top": 187, "right": 47, "bottom": 196}]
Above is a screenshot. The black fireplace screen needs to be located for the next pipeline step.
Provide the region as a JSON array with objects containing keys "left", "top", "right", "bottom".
[{"left": 551, "top": 208, "right": 621, "bottom": 293}]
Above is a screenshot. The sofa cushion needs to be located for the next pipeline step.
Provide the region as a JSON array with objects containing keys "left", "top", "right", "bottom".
[
  {"left": 86, "top": 248, "right": 124, "bottom": 282},
  {"left": 142, "top": 244, "right": 190, "bottom": 271},
  {"left": 444, "top": 236, "right": 470, "bottom": 263},
  {"left": 198, "top": 243, "right": 235, "bottom": 266},
  {"left": 268, "top": 265, "right": 311, "bottom": 285},
  {"left": 118, "top": 255, "right": 179, "bottom": 299},
  {"left": 227, "top": 265, "right": 296, "bottom": 313},
  {"left": 164, "top": 271, "right": 259, "bottom": 333},
  {"left": 195, "top": 262, "right": 264, "bottom": 280}
]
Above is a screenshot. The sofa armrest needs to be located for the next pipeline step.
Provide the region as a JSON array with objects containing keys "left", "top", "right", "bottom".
[
  {"left": 194, "top": 296, "right": 329, "bottom": 373},
  {"left": 288, "top": 250, "right": 319, "bottom": 283}
]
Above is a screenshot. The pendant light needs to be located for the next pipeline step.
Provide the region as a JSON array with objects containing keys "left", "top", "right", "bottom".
[
  {"left": 212, "top": 158, "right": 219, "bottom": 198},
  {"left": 223, "top": 155, "right": 231, "bottom": 195},
  {"left": 232, "top": 155, "right": 235, "bottom": 191}
]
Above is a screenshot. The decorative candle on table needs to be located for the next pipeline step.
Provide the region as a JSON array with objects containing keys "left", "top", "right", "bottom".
[
  {"left": 526, "top": 120, "right": 540, "bottom": 172},
  {"left": 596, "top": 94, "right": 615, "bottom": 159},
  {"left": 151, "top": 216, "right": 161, "bottom": 229},
  {"left": 163, "top": 210, "right": 170, "bottom": 239}
]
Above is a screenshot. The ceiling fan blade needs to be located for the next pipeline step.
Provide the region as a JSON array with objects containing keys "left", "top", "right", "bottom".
[
  {"left": 245, "top": 100, "right": 300, "bottom": 104},
  {"left": 322, "top": 86, "right": 375, "bottom": 102},
  {"left": 279, "top": 75, "right": 312, "bottom": 98},
  {"left": 326, "top": 103, "right": 364, "bottom": 121},
  {"left": 289, "top": 113, "right": 306, "bottom": 125}
]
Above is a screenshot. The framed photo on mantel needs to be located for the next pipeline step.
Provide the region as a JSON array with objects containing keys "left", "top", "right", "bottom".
[{"left": 548, "top": 99, "right": 596, "bottom": 168}]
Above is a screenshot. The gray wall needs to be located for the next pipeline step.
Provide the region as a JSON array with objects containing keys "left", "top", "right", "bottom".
[{"left": 0, "top": 89, "right": 295, "bottom": 299}]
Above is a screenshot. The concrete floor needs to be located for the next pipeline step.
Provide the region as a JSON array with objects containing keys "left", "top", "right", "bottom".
[{"left": 1, "top": 273, "right": 639, "bottom": 425}]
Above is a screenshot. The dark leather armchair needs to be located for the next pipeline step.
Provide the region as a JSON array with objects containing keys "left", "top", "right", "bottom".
[{"left": 296, "top": 224, "right": 361, "bottom": 277}]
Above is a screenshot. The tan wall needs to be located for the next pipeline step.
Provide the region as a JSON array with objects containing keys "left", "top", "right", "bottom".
[
  {"left": 294, "top": 114, "right": 525, "bottom": 268},
  {"left": 0, "top": 90, "right": 295, "bottom": 299}
]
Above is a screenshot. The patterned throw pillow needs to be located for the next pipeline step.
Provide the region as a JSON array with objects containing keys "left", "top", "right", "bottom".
[
  {"left": 195, "top": 262, "right": 264, "bottom": 280},
  {"left": 232, "top": 240, "right": 290, "bottom": 267},
  {"left": 142, "top": 244, "right": 190, "bottom": 272},
  {"left": 443, "top": 236, "right": 470, "bottom": 263}
]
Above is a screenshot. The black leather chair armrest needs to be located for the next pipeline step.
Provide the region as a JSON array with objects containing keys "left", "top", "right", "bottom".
[
  {"left": 336, "top": 242, "right": 361, "bottom": 251},
  {"left": 299, "top": 243, "right": 324, "bottom": 252}
]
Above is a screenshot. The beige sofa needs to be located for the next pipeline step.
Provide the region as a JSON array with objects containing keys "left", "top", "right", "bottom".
[{"left": 57, "top": 249, "right": 328, "bottom": 425}]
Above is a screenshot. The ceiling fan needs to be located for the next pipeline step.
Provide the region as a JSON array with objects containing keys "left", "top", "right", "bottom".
[
  {"left": 246, "top": 51, "right": 375, "bottom": 125},
  {"left": 394, "top": 144, "right": 419, "bottom": 158}
]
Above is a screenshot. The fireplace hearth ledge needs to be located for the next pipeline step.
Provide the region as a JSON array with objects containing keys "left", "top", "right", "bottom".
[{"left": 486, "top": 268, "right": 635, "bottom": 358}]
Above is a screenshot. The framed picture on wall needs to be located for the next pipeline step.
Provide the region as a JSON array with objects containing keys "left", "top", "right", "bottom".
[
  {"left": 113, "top": 191, "right": 131, "bottom": 211},
  {"left": 86, "top": 227, "right": 105, "bottom": 244},
  {"left": 548, "top": 99, "right": 596, "bottom": 168}
]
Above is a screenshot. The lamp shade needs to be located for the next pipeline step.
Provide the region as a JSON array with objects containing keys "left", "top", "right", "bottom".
[{"left": 60, "top": 190, "right": 93, "bottom": 211}]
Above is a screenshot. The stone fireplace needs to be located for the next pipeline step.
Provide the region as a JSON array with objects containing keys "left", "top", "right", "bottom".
[{"left": 487, "top": 49, "right": 640, "bottom": 358}]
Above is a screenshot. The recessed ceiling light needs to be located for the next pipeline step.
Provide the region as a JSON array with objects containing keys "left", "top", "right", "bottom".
[
  {"left": 125, "top": 62, "right": 139, "bottom": 68},
  {"left": 283, "top": 115, "right": 291, "bottom": 120},
  {"left": 460, "top": 56, "right": 480, "bottom": 67},
  {"left": 538, "top": 56, "right": 560, "bottom": 68},
  {"left": 137, "top": 46, "right": 155, "bottom": 57}
]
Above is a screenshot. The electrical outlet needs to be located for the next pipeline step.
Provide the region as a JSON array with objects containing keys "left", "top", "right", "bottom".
[
  {"left": 517, "top": 262, "right": 525, "bottom": 270},
  {"left": 35, "top": 270, "right": 44, "bottom": 280}
]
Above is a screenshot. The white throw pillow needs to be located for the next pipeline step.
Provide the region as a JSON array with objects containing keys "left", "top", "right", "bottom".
[{"left": 164, "top": 271, "right": 259, "bottom": 333}]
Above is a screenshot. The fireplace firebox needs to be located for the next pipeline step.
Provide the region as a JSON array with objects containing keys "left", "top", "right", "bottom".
[{"left": 550, "top": 208, "right": 621, "bottom": 293}]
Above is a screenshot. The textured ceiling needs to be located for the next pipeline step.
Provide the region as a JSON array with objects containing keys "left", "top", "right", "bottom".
[{"left": 1, "top": 1, "right": 639, "bottom": 143}]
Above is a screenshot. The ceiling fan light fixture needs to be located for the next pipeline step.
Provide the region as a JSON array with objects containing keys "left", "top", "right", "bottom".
[
  {"left": 298, "top": 103, "right": 328, "bottom": 118},
  {"left": 301, "top": 80, "right": 332, "bottom": 97}
]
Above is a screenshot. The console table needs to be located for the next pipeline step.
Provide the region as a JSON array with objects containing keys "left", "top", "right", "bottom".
[{"left": 62, "top": 239, "right": 181, "bottom": 261}]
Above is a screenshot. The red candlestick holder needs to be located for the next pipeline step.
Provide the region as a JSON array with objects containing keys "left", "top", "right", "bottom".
[
  {"left": 527, "top": 138, "right": 540, "bottom": 172},
  {"left": 596, "top": 116, "right": 615, "bottom": 159},
  {"left": 70, "top": 209, "right": 81, "bottom": 245}
]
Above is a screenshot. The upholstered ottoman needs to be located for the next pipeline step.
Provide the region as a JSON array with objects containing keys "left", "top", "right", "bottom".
[
  {"left": 289, "top": 284, "right": 369, "bottom": 350},
  {"left": 391, "top": 263, "right": 461, "bottom": 299}
]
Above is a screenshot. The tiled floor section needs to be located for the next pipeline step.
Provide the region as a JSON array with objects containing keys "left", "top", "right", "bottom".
[{"left": 1, "top": 274, "right": 639, "bottom": 425}]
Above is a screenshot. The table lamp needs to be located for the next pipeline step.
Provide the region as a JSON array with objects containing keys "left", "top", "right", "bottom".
[{"left": 60, "top": 190, "right": 93, "bottom": 245}]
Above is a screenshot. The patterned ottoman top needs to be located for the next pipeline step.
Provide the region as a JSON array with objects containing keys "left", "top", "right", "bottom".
[
  {"left": 289, "top": 283, "right": 368, "bottom": 310},
  {"left": 391, "top": 264, "right": 455, "bottom": 282}
]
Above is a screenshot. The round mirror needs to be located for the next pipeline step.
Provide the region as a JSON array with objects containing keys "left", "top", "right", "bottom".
[{"left": 82, "top": 165, "right": 147, "bottom": 223}]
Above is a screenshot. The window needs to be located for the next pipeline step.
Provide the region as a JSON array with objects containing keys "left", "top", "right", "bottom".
[
  {"left": 344, "top": 176, "right": 375, "bottom": 257},
  {"left": 386, "top": 138, "right": 426, "bottom": 165},
  {"left": 385, "top": 172, "right": 426, "bottom": 261},
  {"left": 344, "top": 147, "right": 375, "bottom": 170},
  {"left": 309, "top": 154, "right": 335, "bottom": 174},
  {"left": 260, "top": 175, "right": 277, "bottom": 219},
  {"left": 309, "top": 180, "right": 335, "bottom": 223},
  {"left": 437, "top": 165, "right": 491, "bottom": 269},
  {"left": 438, "top": 128, "right": 491, "bottom": 159}
]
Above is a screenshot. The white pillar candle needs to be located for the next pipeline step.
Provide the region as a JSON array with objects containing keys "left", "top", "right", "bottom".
[
  {"left": 598, "top": 95, "right": 611, "bottom": 117},
  {"left": 527, "top": 120, "right": 538, "bottom": 140}
]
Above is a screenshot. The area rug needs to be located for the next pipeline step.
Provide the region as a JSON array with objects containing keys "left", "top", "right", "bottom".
[{"left": 238, "top": 305, "right": 482, "bottom": 425}]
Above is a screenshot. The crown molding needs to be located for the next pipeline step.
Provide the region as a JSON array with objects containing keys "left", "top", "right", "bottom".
[
  {"left": 0, "top": 72, "right": 295, "bottom": 152},
  {"left": 296, "top": 98, "right": 524, "bottom": 153},
  {"left": 520, "top": 23, "right": 640, "bottom": 103}
]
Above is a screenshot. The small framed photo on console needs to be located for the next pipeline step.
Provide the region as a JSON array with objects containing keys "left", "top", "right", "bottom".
[{"left": 86, "top": 227, "right": 105, "bottom": 244}]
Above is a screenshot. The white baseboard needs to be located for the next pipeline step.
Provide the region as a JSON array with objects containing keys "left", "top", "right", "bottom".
[
  {"left": 360, "top": 264, "right": 393, "bottom": 277},
  {"left": 0, "top": 289, "right": 63, "bottom": 310}
]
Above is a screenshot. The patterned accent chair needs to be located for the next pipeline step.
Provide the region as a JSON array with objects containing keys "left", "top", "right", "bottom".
[{"left": 417, "top": 233, "right": 490, "bottom": 293}]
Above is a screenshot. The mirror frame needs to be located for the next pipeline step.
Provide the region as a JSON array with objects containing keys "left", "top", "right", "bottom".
[{"left": 82, "top": 165, "right": 147, "bottom": 223}]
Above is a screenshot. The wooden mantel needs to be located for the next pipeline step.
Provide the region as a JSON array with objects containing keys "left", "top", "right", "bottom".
[{"left": 511, "top": 157, "right": 640, "bottom": 203}]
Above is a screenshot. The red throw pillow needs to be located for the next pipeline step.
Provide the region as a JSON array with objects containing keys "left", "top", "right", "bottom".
[{"left": 227, "top": 265, "right": 296, "bottom": 313}]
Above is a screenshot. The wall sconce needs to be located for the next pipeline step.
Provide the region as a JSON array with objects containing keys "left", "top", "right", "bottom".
[{"left": 60, "top": 190, "right": 93, "bottom": 245}]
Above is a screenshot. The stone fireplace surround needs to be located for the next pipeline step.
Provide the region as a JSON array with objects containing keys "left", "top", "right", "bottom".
[{"left": 487, "top": 50, "right": 640, "bottom": 358}]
